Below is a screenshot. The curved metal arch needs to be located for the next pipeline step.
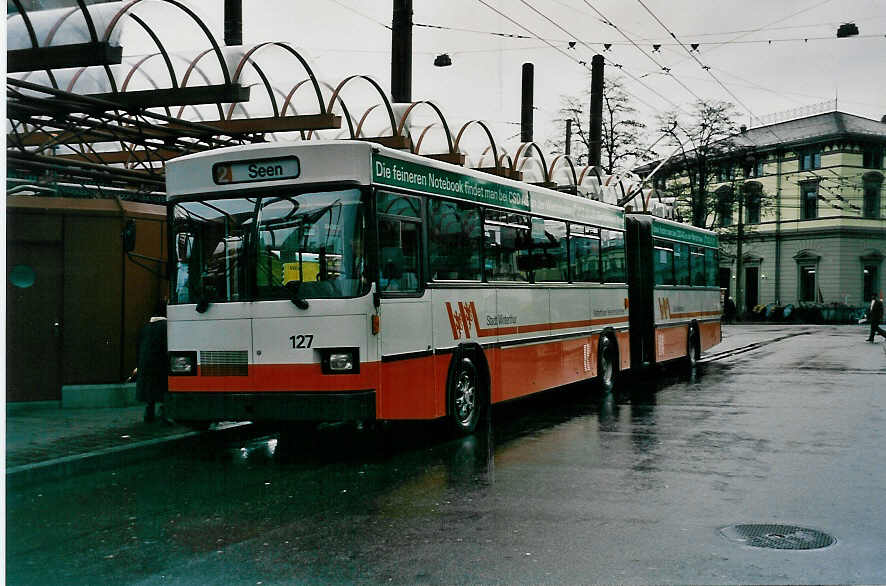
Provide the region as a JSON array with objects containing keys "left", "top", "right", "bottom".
[
  {"left": 578, "top": 165, "right": 605, "bottom": 185},
  {"left": 414, "top": 124, "right": 440, "bottom": 155},
  {"left": 327, "top": 75, "right": 397, "bottom": 137},
  {"left": 103, "top": 0, "right": 231, "bottom": 85},
  {"left": 455, "top": 120, "right": 501, "bottom": 171},
  {"left": 119, "top": 55, "right": 173, "bottom": 117},
  {"left": 42, "top": 7, "right": 80, "bottom": 45},
  {"left": 176, "top": 48, "right": 225, "bottom": 120},
  {"left": 355, "top": 104, "right": 382, "bottom": 139},
  {"left": 225, "top": 59, "right": 278, "bottom": 119},
  {"left": 512, "top": 142, "right": 550, "bottom": 182},
  {"left": 127, "top": 13, "right": 178, "bottom": 89},
  {"left": 302, "top": 81, "right": 357, "bottom": 141},
  {"left": 547, "top": 154, "right": 578, "bottom": 188},
  {"left": 229, "top": 42, "right": 327, "bottom": 116},
  {"left": 395, "top": 101, "right": 454, "bottom": 154},
  {"left": 9, "top": 0, "right": 59, "bottom": 89}
]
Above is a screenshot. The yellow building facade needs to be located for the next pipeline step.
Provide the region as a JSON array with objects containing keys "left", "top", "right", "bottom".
[{"left": 649, "top": 111, "right": 885, "bottom": 314}]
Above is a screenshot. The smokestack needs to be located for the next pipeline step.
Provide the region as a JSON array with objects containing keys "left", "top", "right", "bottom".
[
  {"left": 391, "top": 0, "right": 413, "bottom": 103},
  {"left": 521, "top": 62, "right": 534, "bottom": 143},
  {"left": 589, "top": 54, "right": 604, "bottom": 167},
  {"left": 224, "top": 0, "right": 242, "bottom": 46}
]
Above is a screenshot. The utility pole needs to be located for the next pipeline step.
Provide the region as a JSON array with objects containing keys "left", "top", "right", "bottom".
[
  {"left": 521, "top": 63, "right": 534, "bottom": 143},
  {"left": 589, "top": 54, "right": 604, "bottom": 167},
  {"left": 565, "top": 119, "right": 572, "bottom": 156},
  {"left": 391, "top": 0, "right": 412, "bottom": 103}
]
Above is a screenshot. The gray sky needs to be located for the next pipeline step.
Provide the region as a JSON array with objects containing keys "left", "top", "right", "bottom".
[{"left": 56, "top": 0, "right": 886, "bottom": 167}]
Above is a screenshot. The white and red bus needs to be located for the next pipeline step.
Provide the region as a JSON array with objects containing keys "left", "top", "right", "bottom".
[{"left": 163, "top": 140, "right": 720, "bottom": 432}]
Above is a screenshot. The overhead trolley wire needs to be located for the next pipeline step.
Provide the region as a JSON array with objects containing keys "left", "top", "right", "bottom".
[
  {"left": 474, "top": 0, "right": 677, "bottom": 115},
  {"left": 572, "top": 0, "right": 706, "bottom": 104},
  {"left": 479, "top": 0, "right": 691, "bottom": 117}
]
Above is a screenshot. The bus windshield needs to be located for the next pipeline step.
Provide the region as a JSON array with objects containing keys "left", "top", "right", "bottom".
[{"left": 171, "top": 188, "right": 368, "bottom": 305}]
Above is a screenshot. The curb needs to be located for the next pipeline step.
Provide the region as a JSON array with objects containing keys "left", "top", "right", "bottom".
[{"left": 6, "top": 422, "right": 254, "bottom": 487}]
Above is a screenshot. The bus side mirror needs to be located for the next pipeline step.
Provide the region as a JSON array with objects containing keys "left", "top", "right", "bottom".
[{"left": 122, "top": 219, "right": 136, "bottom": 253}]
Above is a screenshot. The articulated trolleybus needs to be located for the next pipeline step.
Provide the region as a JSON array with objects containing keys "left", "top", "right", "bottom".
[{"left": 164, "top": 140, "right": 721, "bottom": 432}]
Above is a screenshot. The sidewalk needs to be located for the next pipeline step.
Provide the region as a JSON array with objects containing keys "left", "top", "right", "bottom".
[{"left": 6, "top": 404, "right": 204, "bottom": 484}]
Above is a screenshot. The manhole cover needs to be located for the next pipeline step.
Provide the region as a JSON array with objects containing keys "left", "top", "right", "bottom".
[{"left": 720, "top": 524, "right": 836, "bottom": 550}]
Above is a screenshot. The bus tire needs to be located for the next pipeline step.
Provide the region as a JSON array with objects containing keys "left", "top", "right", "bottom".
[
  {"left": 687, "top": 324, "right": 700, "bottom": 368},
  {"left": 598, "top": 335, "right": 617, "bottom": 393},
  {"left": 448, "top": 355, "right": 484, "bottom": 434}
]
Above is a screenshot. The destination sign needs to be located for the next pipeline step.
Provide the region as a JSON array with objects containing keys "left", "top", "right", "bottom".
[{"left": 213, "top": 156, "right": 300, "bottom": 185}]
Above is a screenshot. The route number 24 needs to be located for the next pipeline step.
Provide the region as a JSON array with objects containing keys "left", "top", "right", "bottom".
[{"left": 290, "top": 334, "right": 314, "bottom": 349}]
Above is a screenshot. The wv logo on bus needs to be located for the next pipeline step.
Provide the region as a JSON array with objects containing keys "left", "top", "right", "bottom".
[
  {"left": 445, "top": 301, "right": 480, "bottom": 340},
  {"left": 658, "top": 297, "right": 671, "bottom": 320}
]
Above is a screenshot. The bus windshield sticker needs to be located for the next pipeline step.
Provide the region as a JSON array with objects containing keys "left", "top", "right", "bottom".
[
  {"left": 213, "top": 156, "right": 300, "bottom": 185},
  {"left": 372, "top": 153, "right": 530, "bottom": 212},
  {"left": 652, "top": 221, "right": 717, "bottom": 248}
]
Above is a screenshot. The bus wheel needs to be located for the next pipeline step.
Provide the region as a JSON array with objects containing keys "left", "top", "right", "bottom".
[
  {"left": 448, "top": 355, "right": 483, "bottom": 434},
  {"left": 598, "top": 335, "right": 617, "bottom": 393},
  {"left": 687, "top": 326, "right": 700, "bottom": 368}
]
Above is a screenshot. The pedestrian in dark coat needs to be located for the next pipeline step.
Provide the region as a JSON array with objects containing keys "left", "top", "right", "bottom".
[
  {"left": 137, "top": 303, "right": 168, "bottom": 422},
  {"left": 866, "top": 294, "right": 886, "bottom": 342}
]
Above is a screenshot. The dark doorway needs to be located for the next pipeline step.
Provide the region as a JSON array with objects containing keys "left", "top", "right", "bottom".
[
  {"left": 863, "top": 265, "right": 878, "bottom": 302},
  {"left": 745, "top": 266, "right": 759, "bottom": 309},
  {"left": 800, "top": 265, "right": 817, "bottom": 302},
  {"left": 7, "top": 243, "right": 64, "bottom": 402},
  {"left": 719, "top": 267, "right": 732, "bottom": 297}
]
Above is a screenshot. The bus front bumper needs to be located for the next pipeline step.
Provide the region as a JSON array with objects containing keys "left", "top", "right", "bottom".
[{"left": 166, "top": 390, "right": 376, "bottom": 422}]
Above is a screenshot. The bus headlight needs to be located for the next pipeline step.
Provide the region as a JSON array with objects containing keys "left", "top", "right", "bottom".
[
  {"left": 321, "top": 348, "right": 360, "bottom": 374},
  {"left": 169, "top": 351, "right": 197, "bottom": 376}
]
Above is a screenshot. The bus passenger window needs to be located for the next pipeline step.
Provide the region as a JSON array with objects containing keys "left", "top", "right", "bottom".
[
  {"left": 378, "top": 216, "right": 421, "bottom": 293},
  {"left": 535, "top": 219, "right": 568, "bottom": 282},
  {"left": 569, "top": 225, "right": 600, "bottom": 282},
  {"left": 705, "top": 248, "right": 718, "bottom": 287},
  {"left": 429, "top": 199, "right": 482, "bottom": 280},
  {"left": 485, "top": 211, "right": 531, "bottom": 281},
  {"left": 690, "top": 246, "right": 706, "bottom": 286},
  {"left": 653, "top": 239, "right": 675, "bottom": 285},
  {"left": 601, "top": 229, "right": 626, "bottom": 283},
  {"left": 674, "top": 243, "right": 690, "bottom": 285}
]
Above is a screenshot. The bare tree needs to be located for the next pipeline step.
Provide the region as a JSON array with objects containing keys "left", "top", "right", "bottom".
[
  {"left": 548, "top": 77, "right": 651, "bottom": 174},
  {"left": 656, "top": 100, "right": 743, "bottom": 228}
]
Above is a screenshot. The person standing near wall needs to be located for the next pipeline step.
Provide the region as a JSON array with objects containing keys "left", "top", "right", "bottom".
[
  {"left": 866, "top": 293, "right": 886, "bottom": 342},
  {"left": 137, "top": 301, "right": 168, "bottom": 422}
]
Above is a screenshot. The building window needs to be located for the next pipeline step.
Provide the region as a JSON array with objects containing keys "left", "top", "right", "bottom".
[
  {"left": 716, "top": 164, "right": 733, "bottom": 182},
  {"left": 863, "top": 146, "right": 883, "bottom": 170},
  {"left": 800, "top": 265, "right": 817, "bottom": 302},
  {"left": 864, "top": 186, "right": 880, "bottom": 218},
  {"left": 800, "top": 149, "right": 821, "bottom": 171},
  {"left": 801, "top": 183, "right": 818, "bottom": 219},
  {"left": 716, "top": 186, "right": 733, "bottom": 227},
  {"left": 862, "top": 173, "right": 882, "bottom": 219},
  {"left": 754, "top": 159, "right": 765, "bottom": 178},
  {"left": 743, "top": 181, "right": 763, "bottom": 225}
]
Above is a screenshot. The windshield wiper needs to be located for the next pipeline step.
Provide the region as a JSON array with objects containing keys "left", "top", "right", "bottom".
[{"left": 286, "top": 280, "right": 309, "bottom": 310}]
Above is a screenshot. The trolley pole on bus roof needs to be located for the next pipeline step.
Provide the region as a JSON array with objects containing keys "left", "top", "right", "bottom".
[{"left": 391, "top": 0, "right": 413, "bottom": 103}]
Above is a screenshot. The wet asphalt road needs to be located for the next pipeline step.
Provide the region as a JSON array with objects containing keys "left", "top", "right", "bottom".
[{"left": 7, "top": 325, "right": 886, "bottom": 585}]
